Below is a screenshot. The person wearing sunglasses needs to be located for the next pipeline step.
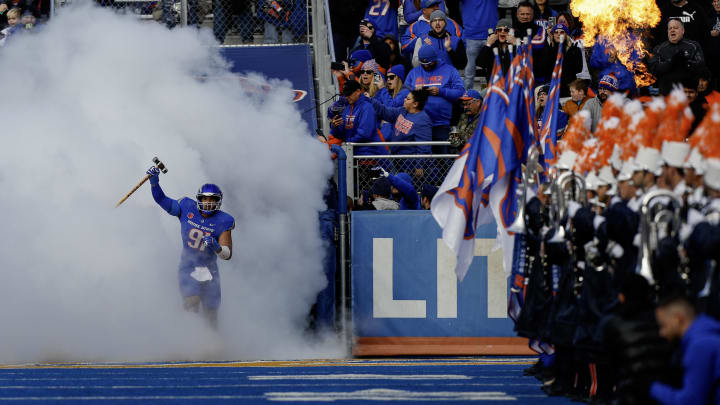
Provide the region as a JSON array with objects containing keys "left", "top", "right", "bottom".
[
  {"left": 374, "top": 64, "right": 411, "bottom": 143},
  {"left": 358, "top": 59, "right": 384, "bottom": 99},
  {"left": 536, "top": 23, "right": 583, "bottom": 96},
  {"left": 410, "top": 9, "right": 466, "bottom": 70},
  {"left": 475, "top": 18, "right": 514, "bottom": 85},
  {"left": 349, "top": 19, "right": 393, "bottom": 71}
]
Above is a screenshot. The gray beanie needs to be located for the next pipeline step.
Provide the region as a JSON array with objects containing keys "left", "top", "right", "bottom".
[
  {"left": 496, "top": 18, "right": 512, "bottom": 29},
  {"left": 429, "top": 9, "right": 447, "bottom": 22}
]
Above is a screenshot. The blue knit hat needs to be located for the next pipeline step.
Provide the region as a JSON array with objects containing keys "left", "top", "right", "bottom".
[
  {"left": 551, "top": 23, "right": 570, "bottom": 36},
  {"left": 598, "top": 73, "right": 619, "bottom": 91},
  {"left": 350, "top": 49, "right": 373, "bottom": 64},
  {"left": 418, "top": 45, "right": 438, "bottom": 63},
  {"left": 388, "top": 64, "right": 406, "bottom": 81}
]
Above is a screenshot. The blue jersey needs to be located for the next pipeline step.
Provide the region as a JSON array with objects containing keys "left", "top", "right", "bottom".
[
  {"left": 364, "top": 0, "right": 398, "bottom": 39},
  {"left": 177, "top": 197, "right": 235, "bottom": 269}
]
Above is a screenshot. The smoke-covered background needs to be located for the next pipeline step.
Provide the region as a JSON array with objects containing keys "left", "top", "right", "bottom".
[{"left": 0, "top": 4, "right": 343, "bottom": 362}]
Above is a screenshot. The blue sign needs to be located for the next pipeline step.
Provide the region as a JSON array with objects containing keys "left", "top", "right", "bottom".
[
  {"left": 220, "top": 45, "right": 316, "bottom": 133},
  {"left": 351, "top": 211, "right": 515, "bottom": 338}
]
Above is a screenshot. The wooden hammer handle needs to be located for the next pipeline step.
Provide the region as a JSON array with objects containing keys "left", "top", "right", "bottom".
[{"left": 115, "top": 174, "right": 151, "bottom": 208}]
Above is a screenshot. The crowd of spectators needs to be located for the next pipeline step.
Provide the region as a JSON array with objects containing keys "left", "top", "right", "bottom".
[{"left": 325, "top": 0, "right": 720, "bottom": 212}]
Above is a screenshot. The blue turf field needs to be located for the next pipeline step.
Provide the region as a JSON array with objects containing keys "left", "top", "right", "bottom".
[{"left": 0, "top": 357, "right": 573, "bottom": 403}]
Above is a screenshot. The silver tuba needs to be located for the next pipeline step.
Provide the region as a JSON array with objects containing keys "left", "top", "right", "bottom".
[
  {"left": 638, "top": 189, "right": 683, "bottom": 285},
  {"left": 508, "top": 146, "right": 540, "bottom": 234}
]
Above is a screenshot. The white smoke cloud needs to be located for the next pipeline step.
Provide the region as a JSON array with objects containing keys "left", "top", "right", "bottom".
[{"left": 0, "top": 3, "right": 344, "bottom": 362}]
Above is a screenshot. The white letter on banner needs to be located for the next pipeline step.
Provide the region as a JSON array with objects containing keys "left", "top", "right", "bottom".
[
  {"left": 436, "top": 239, "right": 507, "bottom": 319},
  {"left": 373, "top": 238, "right": 427, "bottom": 318}
]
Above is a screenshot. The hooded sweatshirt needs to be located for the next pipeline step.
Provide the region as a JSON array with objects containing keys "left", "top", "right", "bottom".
[
  {"left": 650, "top": 314, "right": 720, "bottom": 405},
  {"left": 331, "top": 94, "right": 389, "bottom": 156},
  {"left": 370, "top": 97, "right": 432, "bottom": 155},
  {"left": 403, "top": 62, "right": 464, "bottom": 126}
]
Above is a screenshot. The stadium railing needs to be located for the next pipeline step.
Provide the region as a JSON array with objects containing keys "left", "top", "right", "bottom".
[
  {"left": 54, "top": 0, "right": 311, "bottom": 45},
  {"left": 345, "top": 142, "right": 458, "bottom": 200}
]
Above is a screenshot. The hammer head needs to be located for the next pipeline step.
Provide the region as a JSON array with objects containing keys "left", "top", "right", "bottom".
[{"left": 152, "top": 157, "right": 168, "bottom": 174}]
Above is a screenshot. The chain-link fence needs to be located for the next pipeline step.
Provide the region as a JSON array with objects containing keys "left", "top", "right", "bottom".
[
  {"left": 347, "top": 143, "right": 459, "bottom": 200},
  {"left": 67, "top": 0, "right": 309, "bottom": 45}
]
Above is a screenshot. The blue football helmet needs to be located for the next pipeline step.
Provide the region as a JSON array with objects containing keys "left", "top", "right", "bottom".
[{"left": 196, "top": 183, "right": 223, "bottom": 215}]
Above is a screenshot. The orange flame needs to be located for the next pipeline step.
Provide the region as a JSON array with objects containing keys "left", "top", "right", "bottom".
[{"left": 571, "top": 0, "right": 661, "bottom": 87}]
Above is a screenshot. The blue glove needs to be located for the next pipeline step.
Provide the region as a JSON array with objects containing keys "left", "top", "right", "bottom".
[
  {"left": 147, "top": 166, "right": 160, "bottom": 185},
  {"left": 202, "top": 235, "right": 221, "bottom": 253}
]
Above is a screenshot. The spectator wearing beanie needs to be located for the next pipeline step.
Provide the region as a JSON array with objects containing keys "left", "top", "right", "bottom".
[
  {"left": 404, "top": 44, "right": 464, "bottom": 154},
  {"left": 358, "top": 59, "right": 384, "bottom": 99},
  {"left": 411, "top": 9, "right": 465, "bottom": 70},
  {"left": 356, "top": 177, "right": 400, "bottom": 210},
  {"left": 461, "top": 0, "right": 500, "bottom": 89},
  {"left": 376, "top": 64, "right": 411, "bottom": 108},
  {"left": 647, "top": 18, "right": 705, "bottom": 95},
  {"left": 536, "top": 23, "right": 583, "bottom": 95},
  {"left": 403, "top": 0, "right": 447, "bottom": 26},
  {"left": 476, "top": 18, "right": 514, "bottom": 84},
  {"left": 597, "top": 73, "right": 620, "bottom": 105},
  {"left": 374, "top": 64, "right": 413, "bottom": 146},
  {"left": 401, "top": 0, "right": 450, "bottom": 57}
]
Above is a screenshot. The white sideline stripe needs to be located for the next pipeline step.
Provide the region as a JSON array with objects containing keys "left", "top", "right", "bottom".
[
  {"left": 265, "top": 389, "right": 516, "bottom": 401},
  {"left": 249, "top": 374, "right": 472, "bottom": 381},
  {"left": 0, "top": 395, "right": 261, "bottom": 401}
]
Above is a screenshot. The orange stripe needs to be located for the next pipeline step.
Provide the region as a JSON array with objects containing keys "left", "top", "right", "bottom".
[
  {"left": 376, "top": 128, "right": 391, "bottom": 153},
  {"left": 589, "top": 363, "right": 597, "bottom": 397},
  {"left": 505, "top": 117, "right": 523, "bottom": 161},
  {"left": 483, "top": 126, "right": 506, "bottom": 179}
]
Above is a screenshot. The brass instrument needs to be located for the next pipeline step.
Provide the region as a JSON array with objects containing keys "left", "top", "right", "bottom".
[
  {"left": 638, "top": 190, "right": 683, "bottom": 285},
  {"left": 508, "top": 146, "right": 540, "bottom": 234}
]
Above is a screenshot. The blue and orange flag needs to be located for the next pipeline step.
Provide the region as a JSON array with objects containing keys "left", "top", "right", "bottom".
[
  {"left": 538, "top": 41, "right": 565, "bottom": 176},
  {"left": 431, "top": 48, "right": 512, "bottom": 281}
]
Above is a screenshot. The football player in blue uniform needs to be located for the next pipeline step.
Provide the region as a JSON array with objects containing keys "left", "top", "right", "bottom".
[{"left": 146, "top": 167, "right": 235, "bottom": 329}]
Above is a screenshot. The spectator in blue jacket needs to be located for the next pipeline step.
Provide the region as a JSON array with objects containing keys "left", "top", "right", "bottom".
[
  {"left": 461, "top": 0, "right": 499, "bottom": 89},
  {"left": 589, "top": 41, "right": 637, "bottom": 93},
  {"left": 403, "top": 0, "right": 446, "bottom": 25},
  {"left": 405, "top": 45, "right": 465, "bottom": 153},
  {"left": 330, "top": 80, "right": 389, "bottom": 156},
  {"left": 370, "top": 88, "right": 433, "bottom": 155},
  {"left": 411, "top": 10, "right": 466, "bottom": 69},
  {"left": 374, "top": 64, "right": 412, "bottom": 141},
  {"left": 401, "top": 0, "right": 455, "bottom": 57},
  {"left": 363, "top": 0, "right": 400, "bottom": 39},
  {"left": 650, "top": 294, "right": 720, "bottom": 405}
]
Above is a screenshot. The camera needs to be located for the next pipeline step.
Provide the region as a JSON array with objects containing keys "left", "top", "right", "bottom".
[{"left": 330, "top": 61, "right": 345, "bottom": 71}]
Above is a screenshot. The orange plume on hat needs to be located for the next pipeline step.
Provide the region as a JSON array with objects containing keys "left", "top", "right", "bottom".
[
  {"left": 576, "top": 138, "right": 599, "bottom": 173},
  {"left": 592, "top": 95, "right": 625, "bottom": 173},
  {"left": 636, "top": 97, "right": 666, "bottom": 151},
  {"left": 619, "top": 100, "right": 644, "bottom": 161},
  {"left": 559, "top": 110, "right": 591, "bottom": 155},
  {"left": 689, "top": 101, "right": 720, "bottom": 159},
  {"left": 654, "top": 88, "right": 692, "bottom": 149}
]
